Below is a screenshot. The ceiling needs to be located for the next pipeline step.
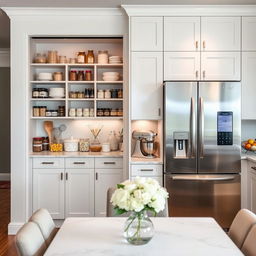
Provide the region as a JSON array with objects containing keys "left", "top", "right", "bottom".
[{"left": 1, "top": 0, "right": 256, "bottom": 48}]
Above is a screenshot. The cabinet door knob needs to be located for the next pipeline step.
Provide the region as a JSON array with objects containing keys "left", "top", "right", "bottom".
[
  {"left": 203, "top": 41, "right": 206, "bottom": 49},
  {"left": 202, "top": 70, "right": 206, "bottom": 79},
  {"left": 195, "top": 41, "right": 199, "bottom": 49}
]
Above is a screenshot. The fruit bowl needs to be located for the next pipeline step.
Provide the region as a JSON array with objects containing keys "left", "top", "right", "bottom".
[{"left": 242, "top": 139, "right": 256, "bottom": 152}]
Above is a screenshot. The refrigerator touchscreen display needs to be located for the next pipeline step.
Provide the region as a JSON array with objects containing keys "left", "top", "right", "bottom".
[{"left": 217, "top": 112, "right": 233, "bottom": 145}]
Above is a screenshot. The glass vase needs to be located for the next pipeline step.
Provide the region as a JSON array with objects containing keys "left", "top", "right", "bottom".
[{"left": 124, "top": 211, "right": 154, "bottom": 245}]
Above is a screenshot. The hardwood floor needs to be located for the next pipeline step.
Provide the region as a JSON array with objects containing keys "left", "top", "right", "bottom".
[{"left": 0, "top": 187, "right": 17, "bottom": 256}]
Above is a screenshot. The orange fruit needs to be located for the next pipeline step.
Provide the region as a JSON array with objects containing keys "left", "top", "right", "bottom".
[
  {"left": 253, "top": 143, "right": 256, "bottom": 146},
  {"left": 248, "top": 139, "right": 255, "bottom": 145},
  {"left": 245, "top": 143, "right": 252, "bottom": 150}
]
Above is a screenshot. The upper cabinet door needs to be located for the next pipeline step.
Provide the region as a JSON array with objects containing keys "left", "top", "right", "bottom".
[
  {"left": 131, "top": 17, "right": 163, "bottom": 51},
  {"left": 164, "top": 52, "right": 200, "bottom": 80},
  {"left": 201, "top": 17, "right": 241, "bottom": 51},
  {"left": 131, "top": 52, "right": 163, "bottom": 120},
  {"left": 201, "top": 52, "right": 240, "bottom": 81},
  {"left": 164, "top": 17, "right": 200, "bottom": 51},
  {"left": 242, "top": 17, "right": 256, "bottom": 51}
]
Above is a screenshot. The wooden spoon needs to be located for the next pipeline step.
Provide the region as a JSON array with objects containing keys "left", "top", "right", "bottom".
[{"left": 44, "top": 121, "right": 53, "bottom": 144}]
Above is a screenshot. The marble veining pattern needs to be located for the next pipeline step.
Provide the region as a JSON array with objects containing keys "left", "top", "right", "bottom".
[{"left": 44, "top": 217, "right": 243, "bottom": 256}]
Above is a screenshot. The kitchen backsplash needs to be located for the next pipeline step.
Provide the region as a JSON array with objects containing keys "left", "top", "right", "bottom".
[{"left": 241, "top": 120, "right": 256, "bottom": 141}]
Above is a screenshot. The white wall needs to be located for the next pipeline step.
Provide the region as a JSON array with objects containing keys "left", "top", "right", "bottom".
[{"left": 242, "top": 120, "right": 256, "bottom": 141}]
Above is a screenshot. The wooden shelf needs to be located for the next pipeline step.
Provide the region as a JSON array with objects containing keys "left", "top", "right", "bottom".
[
  {"left": 68, "top": 98, "right": 94, "bottom": 101},
  {"left": 68, "top": 81, "right": 94, "bottom": 84},
  {"left": 30, "top": 98, "right": 65, "bottom": 101},
  {"left": 30, "top": 81, "right": 66, "bottom": 84},
  {"left": 96, "top": 98, "right": 123, "bottom": 101},
  {"left": 96, "top": 81, "right": 123, "bottom": 84}
]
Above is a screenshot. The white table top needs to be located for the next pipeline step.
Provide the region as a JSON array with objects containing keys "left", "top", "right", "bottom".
[{"left": 45, "top": 217, "right": 243, "bottom": 256}]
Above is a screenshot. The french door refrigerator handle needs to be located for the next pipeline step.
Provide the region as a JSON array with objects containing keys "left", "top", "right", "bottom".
[
  {"left": 199, "top": 97, "right": 204, "bottom": 158},
  {"left": 189, "top": 97, "right": 195, "bottom": 158},
  {"left": 171, "top": 175, "right": 236, "bottom": 181}
]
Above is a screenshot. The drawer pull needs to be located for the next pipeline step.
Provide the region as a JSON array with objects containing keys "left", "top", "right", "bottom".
[
  {"left": 251, "top": 167, "right": 256, "bottom": 171},
  {"left": 60, "top": 172, "right": 63, "bottom": 180},
  {"left": 66, "top": 173, "right": 68, "bottom": 180},
  {"left": 73, "top": 162, "right": 86, "bottom": 165},
  {"left": 41, "top": 162, "right": 54, "bottom": 165},
  {"left": 140, "top": 169, "right": 154, "bottom": 172},
  {"left": 103, "top": 162, "right": 116, "bottom": 165}
]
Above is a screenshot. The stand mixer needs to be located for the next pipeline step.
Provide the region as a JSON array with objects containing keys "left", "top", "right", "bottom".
[{"left": 132, "top": 130, "right": 158, "bottom": 158}]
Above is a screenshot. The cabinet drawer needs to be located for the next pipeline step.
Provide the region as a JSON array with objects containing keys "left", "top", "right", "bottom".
[
  {"left": 248, "top": 161, "right": 256, "bottom": 174},
  {"left": 33, "top": 158, "right": 64, "bottom": 169},
  {"left": 131, "top": 165, "right": 163, "bottom": 177},
  {"left": 65, "top": 158, "right": 94, "bottom": 169},
  {"left": 95, "top": 158, "right": 123, "bottom": 169}
]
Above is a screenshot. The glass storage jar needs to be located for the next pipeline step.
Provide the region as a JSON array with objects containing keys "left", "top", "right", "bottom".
[
  {"left": 32, "top": 88, "right": 39, "bottom": 98},
  {"left": 33, "top": 137, "right": 43, "bottom": 152},
  {"left": 86, "top": 50, "right": 95, "bottom": 64},
  {"left": 39, "top": 106, "right": 47, "bottom": 117},
  {"left": 77, "top": 71, "right": 84, "bottom": 81},
  {"left": 79, "top": 139, "right": 90, "bottom": 152},
  {"left": 77, "top": 51, "right": 86, "bottom": 63},
  {"left": 42, "top": 137, "right": 49, "bottom": 151},
  {"left": 53, "top": 72, "right": 63, "bottom": 81},
  {"left": 69, "top": 70, "right": 77, "bottom": 81},
  {"left": 85, "top": 70, "right": 93, "bottom": 81},
  {"left": 33, "top": 106, "right": 40, "bottom": 117}
]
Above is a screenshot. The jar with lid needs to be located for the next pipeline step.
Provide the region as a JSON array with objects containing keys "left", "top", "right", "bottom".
[
  {"left": 86, "top": 50, "right": 95, "bottom": 64},
  {"left": 85, "top": 70, "right": 92, "bottom": 81},
  {"left": 97, "top": 108, "right": 104, "bottom": 117},
  {"left": 110, "top": 108, "right": 117, "bottom": 116},
  {"left": 79, "top": 139, "right": 90, "bottom": 152},
  {"left": 58, "top": 55, "right": 67, "bottom": 64},
  {"left": 39, "top": 88, "right": 49, "bottom": 98},
  {"left": 84, "top": 88, "right": 89, "bottom": 98},
  {"left": 77, "top": 51, "right": 86, "bottom": 64},
  {"left": 102, "top": 142, "right": 110, "bottom": 152},
  {"left": 89, "top": 108, "right": 94, "bottom": 117},
  {"left": 33, "top": 106, "right": 40, "bottom": 117},
  {"left": 89, "top": 88, "right": 94, "bottom": 98},
  {"left": 118, "top": 89, "right": 123, "bottom": 98},
  {"left": 33, "top": 137, "right": 43, "bottom": 152},
  {"left": 58, "top": 106, "right": 65, "bottom": 117},
  {"left": 117, "top": 108, "right": 123, "bottom": 116},
  {"left": 47, "top": 50, "right": 58, "bottom": 63},
  {"left": 77, "top": 91, "right": 85, "bottom": 98},
  {"left": 111, "top": 89, "right": 118, "bottom": 98},
  {"left": 34, "top": 53, "right": 47, "bottom": 63},
  {"left": 53, "top": 72, "right": 63, "bottom": 81},
  {"left": 42, "top": 137, "right": 49, "bottom": 151},
  {"left": 77, "top": 71, "right": 84, "bottom": 81},
  {"left": 83, "top": 108, "right": 90, "bottom": 117},
  {"left": 51, "top": 110, "right": 58, "bottom": 117},
  {"left": 77, "top": 108, "right": 83, "bottom": 117},
  {"left": 69, "top": 70, "right": 77, "bottom": 81},
  {"left": 69, "top": 108, "right": 76, "bottom": 117},
  {"left": 104, "top": 89, "right": 111, "bottom": 99},
  {"left": 69, "top": 58, "right": 76, "bottom": 64},
  {"left": 97, "top": 90, "right": 104, "bottom": 99},
  {"left": 108, "top": 131, "right": 119, "bottom": 151},
  {"left": 46, "top": 110, "right": 52, "bottom": 117},
  {"left": 98, "top": 50, "right": 109, "bottom": 64},
  {"left": 39, "top": 106, "right": 47, "bottom": 117},
  {"left": 69, "top": 91, "right": 77, "bottom": 98},
  {"left": 32, "top": 88, "right": 39, "bottom": 98},
  {"left": 104, "top": 108, "right": 110, "bottom": 116}
]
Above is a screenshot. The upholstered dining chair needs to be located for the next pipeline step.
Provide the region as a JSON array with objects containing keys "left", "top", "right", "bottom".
[
  {"left": 15, "top": 222, "right": 47, "bottom": 256},
  {"left": 106, "top": 187, "right": 169, "bottom": 217},
  {"left": 29, "top": 208, "right": 58, "bottom": 246},
  {"left": 228, "top": 209, "right": 256, "bottom": 249},
  {"left": 241, "top": 224, "right": 256, "bottom": 256}
]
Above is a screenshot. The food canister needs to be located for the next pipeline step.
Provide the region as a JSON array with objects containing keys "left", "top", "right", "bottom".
[
  {"left": 102, "top": 142, "right": 110, "bottom": 152},
  {"left": 77, "top": 108, "right": 83, "bottom": 117},
  {"left": 64, "top": 137, "right": 79, "bottom": 152},
  {"left": 79, "top": 139, "right": 90, "bottom": 152}
]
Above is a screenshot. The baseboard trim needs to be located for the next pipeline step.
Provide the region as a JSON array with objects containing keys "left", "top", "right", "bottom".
[
  {"left": 8, "top": 222, "right": 24, "bottom": 235},
  {"left": 0, "top": 173, "right": 10, "bottom": 181}
]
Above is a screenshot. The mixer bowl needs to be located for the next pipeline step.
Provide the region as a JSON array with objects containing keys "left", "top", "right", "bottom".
[{"left": 140, "top": 139, "right": 157, "bottom": 158}]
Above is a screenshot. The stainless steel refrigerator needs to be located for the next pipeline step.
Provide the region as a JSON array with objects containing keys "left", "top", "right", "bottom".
[{"left": 164, "top": 81, "right": 241, "bottom": 229}]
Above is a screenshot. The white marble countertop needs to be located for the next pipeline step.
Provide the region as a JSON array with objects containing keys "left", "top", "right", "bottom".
[
  {"left": 241, "top": 152, "right": 256, "bottom": 162},
  {"left": 44, "top": 217, "right": 243, "bottom": 256},
  {"left": 29, "top": 151, "right": 123, "bottom": 158},
  {"left": 131, "top": 157, "right": 163, "bottom": 165}
]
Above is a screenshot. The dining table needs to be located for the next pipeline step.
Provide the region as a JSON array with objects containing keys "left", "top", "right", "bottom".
[{"left": 44, "top": 217, "right": 243, "bottom": 256}]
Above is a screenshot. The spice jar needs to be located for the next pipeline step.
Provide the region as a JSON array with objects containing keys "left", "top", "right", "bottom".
[
  {"left": 77, "top": 91, "right": 85, "bottom": 98},
  {"left": 58, "top": 55, "right": 67, "bottom": 63},
  {"left": 117, "top": 108, "right": 123, "bottom": 116},
  {"left": 97, "top": 108, "right": 104, "bottom": 117},
  {"left": 69, "top": 91, "right": 76, "bottom": 98},
  {"left": 118, "top": 89, "right": 123, "bottom": 98},
  {"left": 110, "top": 108, "right": 117, "bottom": 116},
  {"left": 58, "top": 106, "right": 65, "bottom": 117},
  {"left": 77, "top": 51, "right": 86, "bottom": 63},
  {"left": 69, "top": 108, "right": 76, "bottom": 117},
  {"left": 89, "top": 88, "right": 94, "bottom": 98},
  {"left": 98, "top": 50, "right": 108, "bottom": 64},
  {"left": 32, "top": 88, "right": 39, "bottom": 98},
  {"left": 84, "top": 88, "right": 89, "bottom": 98},
  {"left": 77, "top": 108, "right": 83, "bottom": 117},
  {"left": 69, "top": 70, "right": 77, "bottom": 81},
  {"left": 46, "top": 110, "right": 52, "bottom": 117},
  {"left": 79, "top": 139, "right": 90, "bottom": 152},
  {"left": 33, "top": 106, "right": 40, "bottom": 117},
  {"left": 83, "top": 108, "right": 89, "bottom": 117},
  {"left": 86, "top": 50, "right": 95, "bottom": 64},
  {"left": 47, "top": 50, "right": 58, "bottom": 63},
  {"left": 85, "top": 70, "right": 92, "bottom": 81},
  {"left": 39, "top": 106, "right": 47, "bottom": 117},
  {"left": 97, "top": 90, "right": 104, "bottom": 99},
  {"left": 111, "top": 89, "right": 118, "bottom": 98},
  {"left": 104, "top": 108, "right": 110, "bottom": 116},
  {"left": 89, "top": 108, "right": 94, "bottom": 117},
  {"left": 51, "top": 110, "right": 58, "bottom": 117},
  {"left": 69, "top": 58, "right": 76, "bottom": 64},
  {"left": 77, "top": 71, "right": 84, "bottom": 81},
  {"left": 33, "top": 137, "right": 43, "bottom": 152},
  {"left": 39, "top": 88, "right": 48, "bottom": 98},
  {"left": 104, "top": 89, "right": 111, "bottom": 99},
  {"left": 34, "top": 53, "right": 47, "bottom": 63},
  {"left": 53, "top": 72, "right": 63, "bottom": 81},
  {"left": 42, "top": 137, "right": 49, "bottom": 151}
]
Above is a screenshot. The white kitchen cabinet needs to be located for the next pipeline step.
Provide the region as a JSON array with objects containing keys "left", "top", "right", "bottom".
[
  {"left": 247, "top": 161, "right": 256, "bottom": 214},
  {"left": 164, "top": 17, "right": 200, "bottom": 51},
  {"left": 33, "top": 169, "right": 65, "bottom": 219},
  {"left": 131, "top": 52, "right": 163, "bottom": 120},
  {"left": 164, "top": 52, "right": 200, "bottom": 80},
  {"left": 201, "top": 17, "right": 241, "bottom": 51},
  {"left": 95, "top": 169, "right": 122, "bottom": 217},
  {"left": 131, "top": 17, "right": 163, "bottom": 51},
  {"left": 65, "top": 169, "right": 94, "bottom": 217},
  {"left": 242, "top": 52, "right": 256, "bottom": 119},
  {"left": 242, "top": 17, "right": 256, "bottom": 51},
  {"left": 201, "top": 52, "right": 240, "bottom": 81}
]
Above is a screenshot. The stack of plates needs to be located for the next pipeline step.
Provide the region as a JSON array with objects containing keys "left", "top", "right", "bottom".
[
  {"left": 37, "top": 72, "right": 53, "bottom": 81},
  {"left": 109, "top": 56, "right": 122, "bottom": 64},
  {"left": 102, "top": 72, "right": 120, "bottom": 81},
  {"left": 49, "top": 88, "right": 65, "bottom": 98}
]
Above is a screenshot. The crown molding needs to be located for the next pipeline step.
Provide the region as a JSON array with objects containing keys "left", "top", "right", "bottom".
[
  {"left": 0, "top": 48, "right": 10, "bottom": 67},
  {"left": 122, "top": 5, "right": 256, "bottom": 16},
  {"left": 2, "top": 7, "right": 124, "bottom": 18}
]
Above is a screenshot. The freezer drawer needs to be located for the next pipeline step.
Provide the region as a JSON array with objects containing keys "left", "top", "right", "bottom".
[{"left": 165, "top": 174, "right": 241, "bottom": 229}]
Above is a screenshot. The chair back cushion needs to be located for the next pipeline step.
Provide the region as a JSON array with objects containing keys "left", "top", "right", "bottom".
[
  {"left": 29, "top": 208, "right": 57, "bottom": 245},
  {"left": 16, "top": 222, "right": 47, "bottom": 256},
  {"left": 241, "top": 224, "right": 256, "bottom": 256},
  {"left": 228, "top": 209, "right": 256, "bottom": 248}
]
